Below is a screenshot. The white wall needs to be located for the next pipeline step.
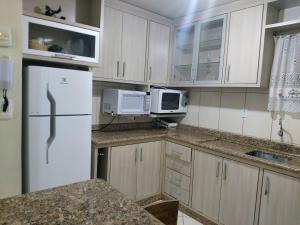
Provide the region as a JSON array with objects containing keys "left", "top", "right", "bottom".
[
  {"left": 0, "top": 0, "right": 22, "bottom": 198},
  {"left": 181, "top": 87, "right": 300, "bottom": 147}
]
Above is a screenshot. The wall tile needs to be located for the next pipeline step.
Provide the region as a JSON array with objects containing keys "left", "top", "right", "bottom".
[
  {"left": 219, "top": 92, "right": 245, "bottom": 134},
  {"left": 271, "top": 113, "right": 300, "bottom": 146},
  {"left": 180, "top": 90, "right": 200, "bottom": 127},
  {"left": 198, "top": 91, "right": 221, "bottom": 130},
  {"left": 243, "top": 93, "right": 272, "bottom": 139}
]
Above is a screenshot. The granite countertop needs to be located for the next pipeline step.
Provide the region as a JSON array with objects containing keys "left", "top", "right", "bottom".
[
  {"left": 0, "top": 179, "right": 163, "bottom": 225},
  {"left": 92, "top": 126, "right": 300, "bottom": 174}
]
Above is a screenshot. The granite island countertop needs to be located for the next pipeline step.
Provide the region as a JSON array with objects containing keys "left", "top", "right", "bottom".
[
  {"left": 0, "top": 179, "right": 163, "bottom": 225},
  {"left": 92, "top": 126, "right": 300, "bottom": 175}
]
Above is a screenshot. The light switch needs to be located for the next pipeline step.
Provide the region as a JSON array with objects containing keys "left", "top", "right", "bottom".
[{"left": 0, "top": 27, "right": 12, "bottom": 47}]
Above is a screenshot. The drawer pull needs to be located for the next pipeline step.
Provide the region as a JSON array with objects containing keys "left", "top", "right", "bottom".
[
  {"left": 216, "top": 161, "right": 221, "bottom": 178},
  {"left": 265, "top": 176, "right": 270, "bottom": 196}
]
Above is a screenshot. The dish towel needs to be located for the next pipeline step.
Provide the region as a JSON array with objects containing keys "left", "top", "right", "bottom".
[{"left": 268, "top": 33, "right": 300, "bottom": 113}]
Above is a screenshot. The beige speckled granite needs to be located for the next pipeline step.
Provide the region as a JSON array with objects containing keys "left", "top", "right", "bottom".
[
  {"left": 92, "top": 125, "right": 300, "bottom": 175},
  {"left": 0, "top": 179, "right": 163, "bottom": 225}
]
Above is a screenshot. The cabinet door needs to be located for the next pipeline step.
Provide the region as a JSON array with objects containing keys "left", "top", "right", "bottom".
[
  {"left": 219, "top": 159, "right": 259, "bottom": 225},
  {"left": 136, "top": 141, "right": 162, "bottom": 199},
  {"left": 259, "top": 171, "right": 300, "bottom": 225},
  {"left": 194, "top": 15, "right": 227, "bottom": 84},
  {"left": 122, "top": 13, "right": 147, "bottom": 82},
  {"left": 95, "top": 7, "right": 122, "bottom": 79},
  {"left": 148, "top": 22, "right": 170, "bottom": 84},
  {"left": 225, "top": 5, "right": 263, "bottom": 84},
  {"left": 110, "top": 144, "right": 137, "bottom": 199},
  {"left": 172, "top": 24, "right": 197, "bottom": 84},
  {"left": 192, "top": 151, "right": 222, "bottom": 223}
]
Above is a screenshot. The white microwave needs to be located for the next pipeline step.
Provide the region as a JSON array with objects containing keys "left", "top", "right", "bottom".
[
  {"left": 102, "top": 89, "right": 151, "bottom": 115},
  {"left": 150, "top": 88, "right": 188, "bottom": 114}
]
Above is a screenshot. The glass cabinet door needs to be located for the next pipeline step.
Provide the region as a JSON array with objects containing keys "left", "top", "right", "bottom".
[
  {"left": 195, "top": 15, "right": 226, "bottom": 84},
  {"left": 173, "top": 24, "right": 196, "bottom": 84}
]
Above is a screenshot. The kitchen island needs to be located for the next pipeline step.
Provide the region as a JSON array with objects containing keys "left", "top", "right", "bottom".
[{"left": 0, "top": 179, "right": 163, "bottom": 225}]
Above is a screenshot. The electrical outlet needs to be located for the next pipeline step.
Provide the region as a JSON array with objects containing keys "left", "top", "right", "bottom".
[
  {"left": 0, "top": 98, "right": 13, "bottom": 120},
  {"left": 240, "top": 108, "right": 248, "bottom": 118}
]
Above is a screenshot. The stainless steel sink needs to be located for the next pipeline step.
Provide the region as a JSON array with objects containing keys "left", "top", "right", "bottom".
[{"left": 246, "top": 150, "right": 290, "bottom": 163}]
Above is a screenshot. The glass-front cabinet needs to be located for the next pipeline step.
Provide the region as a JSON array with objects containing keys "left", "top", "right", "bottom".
[
  {"left": 22, "top": 16, "right": 100, "bottom": 64},
  {"left": 172, "top": 15, "right": 227, "bottom": 85},
  {"left": 173, "top": 24, "right": 197, "bottom": 84}
]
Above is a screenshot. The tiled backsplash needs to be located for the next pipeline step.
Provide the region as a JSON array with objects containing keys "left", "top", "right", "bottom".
[
  {"left": 92, "top": 82, "right": 151, "bottom": 126},
  {"left": 180, "top": 87, "right": 300, "bottom": 147}
]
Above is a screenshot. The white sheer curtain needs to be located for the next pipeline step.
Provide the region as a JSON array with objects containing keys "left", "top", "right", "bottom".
[{"left": 268, "top": 33, "right": 300, "bottom": 113}]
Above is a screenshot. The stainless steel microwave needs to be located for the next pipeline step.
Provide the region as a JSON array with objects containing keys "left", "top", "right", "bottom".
[{"left": 150, "top": 88, "right": 188, "bottom": 114}]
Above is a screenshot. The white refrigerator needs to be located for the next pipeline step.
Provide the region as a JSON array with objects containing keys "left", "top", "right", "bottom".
[{"left": 23, "top": 66, "right": 92, "bottom": 193}]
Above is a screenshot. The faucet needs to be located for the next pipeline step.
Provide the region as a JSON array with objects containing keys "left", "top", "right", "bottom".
[{"left": 278, "top": 118, "right": 284, "bottom": 137}]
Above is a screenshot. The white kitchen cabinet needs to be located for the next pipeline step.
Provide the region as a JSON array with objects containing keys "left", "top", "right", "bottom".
[
  {"left": 94, "top": 6, "right": 147, "bottom": 82},
  {"left": 122, "top": 13, "right": 147, "bottom": 82},
  {"left": 225, "top": 5, "right": 264, "bottom": 84},
  {"left": 136, "top": 141, "right": 162, "bottom": 199},
  {"left": 110, "top": 141, "right": 162, "bottom": 200},
  {"left": 22, "top": 16, "right": 100, "bottom": 64},
  {"left": 194, "top": 15, "right": 227, "bottom": 84},
  {"left": 259, "top": 171, "right": 300, "bottom": 225},
  {"left": 110, "top": 144, "right": 137, "bottom": 199},
  {"left": 96, "top": 7, "right": 122, "bottom": 79},
  {"left": 172, "top": 23, "right": 197, "bottom": 84},
  {"left": 192, "top": 151, "right": 223, "bottom": 223},
  {"left": 147, "top": 22, "right": 170, "bottom": 84},
  {"left": 218, "top": 159, "right": 259, "bottom": 225}
]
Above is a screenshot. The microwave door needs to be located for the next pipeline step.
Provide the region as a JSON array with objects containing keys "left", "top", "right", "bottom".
[
  {"left": 161, "top": 93, "right": 180, "bottom": 112},
  {"left": 120, "top": 94, "right": 145, "bottom": 114}
]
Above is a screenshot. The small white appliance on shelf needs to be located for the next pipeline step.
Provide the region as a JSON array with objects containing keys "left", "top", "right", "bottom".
[
  {"left": 23, "top": 66, "right": 92, "bottom": 193},
  {"left": 102, "top": 88, "right": 151, "bottom": 115},
  {"left": 150, "top": 88, "right": 188, "bottom": 114}
]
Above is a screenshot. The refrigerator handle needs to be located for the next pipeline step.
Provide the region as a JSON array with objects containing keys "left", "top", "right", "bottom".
[{"left": 46, "top": 84, "right": 56, "bottom": 164}]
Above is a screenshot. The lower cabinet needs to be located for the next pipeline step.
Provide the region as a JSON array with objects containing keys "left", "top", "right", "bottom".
[
  {"left": 259, "top": 171, "right": 300, "bottom": 225},
  {"left": 109, "top": 141, "right": 162, "bottom": 200},
  {"left": 192, "top": 151, "right": 223, "bottom": 223},
  {"left": 218, "top": 159, "right": 259, "bottom": 225},
  {"left": 192, "top": 151, "right": 259, "bottom": 225}
]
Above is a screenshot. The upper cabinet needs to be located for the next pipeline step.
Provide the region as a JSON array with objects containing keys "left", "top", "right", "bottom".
[
  {"left": 22, "top": 0, "right": 103, "bottom": 66},
  {"left": 225, "top": 5, "right": 264, "bottom": 85},
  {"left": 172, "top": 15, "right": 227, "bottom": 85},
  {"left": 171, "top": 3, "right": 267, "bottom": 87},
  {"left": 94, "top": 3, "right": 172, "bottom": 84},
  {"left": 147, "top": 22, "right": 171, "bottom": 85}
]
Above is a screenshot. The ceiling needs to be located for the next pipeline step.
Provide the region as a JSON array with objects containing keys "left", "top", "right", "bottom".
[{"left": 119, "top": 0, "right": 241, "bottom": 19}]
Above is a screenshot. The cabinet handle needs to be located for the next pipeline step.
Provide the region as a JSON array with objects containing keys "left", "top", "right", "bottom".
[
  {"left": 123, "top": 62, "right": 126, "bottom": 77},
  {"left": 53, "top": 53, "right": 74, "bottom": 60},
  {"left": 265, "top": 176, "right": 270, "bottom": 196},
  {"left": 117, "top": 61, "right": 120, "bottom": 77},
  {"left": 149, "top": 66, "right": 152, "bottom": 81},
  {"left": 216, "top": 161, "right": 221, "bottom": 178},
  {"left": 140, "top": 147, "right": 143, "bottom": 162},
  {"left": 223, "top": 163, "right": 227, "bottom": 180},
  {"left": 135, "top": 147, "right": 138, "bottom": 164},
  {"left": 226, "top": 64, "right": 231, "bottom": 82}
]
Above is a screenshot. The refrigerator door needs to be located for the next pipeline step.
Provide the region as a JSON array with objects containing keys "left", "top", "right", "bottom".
[
  {"left": 26, "top": 66, "right": 92, "bottom": 116},
  {"left": 25, "top": 115, "right": 91, "bottom": 192}
]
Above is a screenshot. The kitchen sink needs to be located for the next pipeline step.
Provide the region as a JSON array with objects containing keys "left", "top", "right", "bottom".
[{"left": 246, "top": 150, "right": 290, "bottom": 163}]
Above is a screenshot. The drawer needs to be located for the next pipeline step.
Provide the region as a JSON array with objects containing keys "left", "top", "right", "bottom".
[
  {"left": 166, "top": 157, "right": 191, "bottom": 177},
  {"left": 164, "top": 181, "right": 190, "bottom": 205},
  {"left": 166, "top": 142, "right": 191, "bottom": 162},
  {"left": 165, "top": 168, "right": 190, "bottom": 191}
]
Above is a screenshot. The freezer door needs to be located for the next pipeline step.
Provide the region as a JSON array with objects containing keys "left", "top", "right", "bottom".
[
  {"left": 25, "top": 115, "right": 91, "bottom": 192},
  {"left": 26, "top": 66, "right": 92, "bottom": 116}
]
